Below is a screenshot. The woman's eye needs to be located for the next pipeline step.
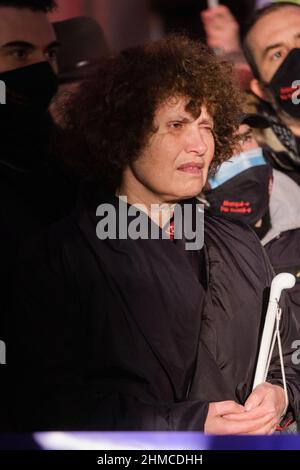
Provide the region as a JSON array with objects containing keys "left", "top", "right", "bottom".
[
  {"left": 201, "top": 126, "right": 213, "bottom": 133},
  {"left": 170, "top": 122, "right": 183, "bottom": 129}
]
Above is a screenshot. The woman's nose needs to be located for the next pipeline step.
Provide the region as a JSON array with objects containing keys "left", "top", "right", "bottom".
[{"left": 184, "top": 128, "right": 208, "bottom": 155}]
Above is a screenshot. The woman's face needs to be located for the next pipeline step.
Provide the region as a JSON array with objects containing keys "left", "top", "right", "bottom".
[{"left": 120, "top": 97, "right": 215, "bottom": 205}]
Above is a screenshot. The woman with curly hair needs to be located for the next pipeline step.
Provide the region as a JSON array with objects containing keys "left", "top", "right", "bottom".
[{"left": 7, "top": 35, "right": 300, "bottom": 433}]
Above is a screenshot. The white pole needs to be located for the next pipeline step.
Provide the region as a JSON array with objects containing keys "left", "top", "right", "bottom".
[{"left": 252, "top": 272, "right": 295, "bottom": 390}]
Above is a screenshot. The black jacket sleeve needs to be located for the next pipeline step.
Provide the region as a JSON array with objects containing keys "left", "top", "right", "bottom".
[
  {"left": 258, "top": 243, "right": 300, "bottom": 423},
  {"left": 267, "top": 290, "right": 300, "bottom": 423}
]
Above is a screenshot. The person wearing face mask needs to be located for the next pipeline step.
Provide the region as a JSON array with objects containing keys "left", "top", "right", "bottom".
[
  {"left": 0, "top": 0, "right": 76, "bottom": 429},
  {"left": 0, "top": 0, "right": 76, "bottom": 299},
  {"left": 205, "top": 116, "right": 273, "bottom": 240},
  {"left": 243, "top": 2, "right": 300, "bottom": 186},
  {"left": 205, "top": 115, "right": 300, "bottom": 250}
]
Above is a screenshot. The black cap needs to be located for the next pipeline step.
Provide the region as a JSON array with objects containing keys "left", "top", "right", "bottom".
[
  {"left": 240, "top": 112, "right": 270, "bottom": 129},
  {"left": 53, "top": 16, "right": 110, "bottom": 83}
]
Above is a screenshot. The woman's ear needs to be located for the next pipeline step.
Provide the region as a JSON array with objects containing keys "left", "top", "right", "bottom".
[{"left": 250, "top": 78, "right": 268, "bottom": 102}]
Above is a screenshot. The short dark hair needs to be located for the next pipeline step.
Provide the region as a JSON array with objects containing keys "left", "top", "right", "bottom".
[
  {"left": 62, "top": 35, "right": 242, "bottom": 190},
  {"left": 243, "top": 2, "right": 300, "bottom": 79},
  {"left": 0, "top": 0, "right": 57, "bottom": 11}
]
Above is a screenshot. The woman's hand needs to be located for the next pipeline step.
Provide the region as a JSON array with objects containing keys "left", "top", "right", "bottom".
[
  {"left": 204, "top": 400, "right": 250, "bottom": 434},
  {"left": 220, "top": 383, "right": 286, "bottom": 435}
]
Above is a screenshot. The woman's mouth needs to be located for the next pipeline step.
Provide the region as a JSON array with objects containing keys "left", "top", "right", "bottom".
[{"left": 177, "top": 163, "right": 204, "bottom": 175}]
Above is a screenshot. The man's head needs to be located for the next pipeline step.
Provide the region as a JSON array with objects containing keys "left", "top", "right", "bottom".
[
  {"left": 0, "top": 0, "right": 58, "bottom": 73},
  {"left": 243, "top": 2, "right": 300, "bottom": 122}
]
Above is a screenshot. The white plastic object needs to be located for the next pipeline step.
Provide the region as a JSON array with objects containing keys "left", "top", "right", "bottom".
[{"left": 253, "top": 273, "right": 296, "bottom": 390}]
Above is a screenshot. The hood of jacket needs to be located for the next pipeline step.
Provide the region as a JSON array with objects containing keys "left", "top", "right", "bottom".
[{"left": 262, "top": 169, "right": 300, "bottom": 245}]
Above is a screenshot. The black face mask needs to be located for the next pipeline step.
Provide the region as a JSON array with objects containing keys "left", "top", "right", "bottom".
[
  {"left": 0, "top": 61, "right": 58, "bottom": 113},
  {"left": 205, "top": 165, "right": 271, "bottom": 227},
  {"left": 252, "top": 209, "right": 271, "bottom": 240},
  {"left": 0, "top": 62, "right": 58, "bottom": 168},
  {"left": 266, "top": 48, "right": 300, "bottom": 119}
]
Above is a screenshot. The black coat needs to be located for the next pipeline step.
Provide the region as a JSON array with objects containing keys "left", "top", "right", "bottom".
[
  {"left": 5, "top": 194, "right": 300, "bottom": 431},
  {"left": 0, "top": 118, "right": 77, "bottom": 427},
  {"left": 265, "top": 228, "right": 300, "bottom": 312},
  {"left": 0, "top": 119, "right": 76, "bottom": 316}
]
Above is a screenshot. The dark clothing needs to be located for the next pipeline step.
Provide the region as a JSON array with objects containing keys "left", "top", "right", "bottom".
[
  {"left": 266, "top": 229, "right": 300, "bottom": 278},
  {"left": 5, "top": 194, "right": 300, "bottom": 431},
  {"left": 0, "top": 111, "right": 76, "bottom": 427},
  {"left": 265, "top": 228, "right": 300, "bottom": 310},
  {"left": 264, "top": 229, "right": 300, "bottom": 429},
  {"left": 261, "top": 170, "right": 300, "bottom": 347},
  {"left": 0, "top": 113, "right": 75, "bottom": 313},
  {"left": 248, "top": 96, "right": 300, "bottom": 186}
]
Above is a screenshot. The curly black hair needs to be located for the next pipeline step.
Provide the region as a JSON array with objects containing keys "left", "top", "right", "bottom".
[
  {"left": 62, "top": 35, "right": 243, "bottom": 190},
  {"left": 0, "top": 0, "right": 56, "bottom": 11}
]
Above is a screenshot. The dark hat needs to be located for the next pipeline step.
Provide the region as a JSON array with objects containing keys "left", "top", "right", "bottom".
[
  {"left": 53, "top": 16, "right": 110, "bottom": 83},
  {"left": 240, "top": 112, "right": 270, "bottom": 129}
]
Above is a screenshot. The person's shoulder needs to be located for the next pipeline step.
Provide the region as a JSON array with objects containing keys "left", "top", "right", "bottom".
[
  {"left": 265, "top": 227, "right": 300, "bottom": 267},
  {"left": 204, "top": 212, "right": 259, "bottom": 244},
  {"left": 204, "top": 213, "right": 273, "bottom": 284}
]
